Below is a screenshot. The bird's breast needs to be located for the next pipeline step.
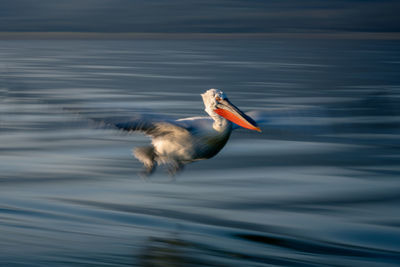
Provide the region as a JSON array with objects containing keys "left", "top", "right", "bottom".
[{"left": 193, "top": 126, "right": 232, "bottom": 160}]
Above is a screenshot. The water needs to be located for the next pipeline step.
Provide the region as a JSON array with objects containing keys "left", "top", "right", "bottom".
[{"left": 1, "top": 39, "right": 400, "bottom": 266}]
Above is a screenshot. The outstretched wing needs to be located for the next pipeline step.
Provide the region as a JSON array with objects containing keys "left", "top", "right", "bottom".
[
  {"left": 96, "top": 113, "right": 193, "bottom": 138},
  {"left": 64, "top": 107, "right": 211, "bottom": 138}
]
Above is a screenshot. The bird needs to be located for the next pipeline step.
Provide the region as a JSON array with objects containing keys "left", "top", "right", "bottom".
[{"left": 107, "top": 88, "right": 262, "bottom": 175}]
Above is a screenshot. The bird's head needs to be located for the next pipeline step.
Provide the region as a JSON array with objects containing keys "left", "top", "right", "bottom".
[{"left": 201, "top": 88, "right": 261, "bottom": 132}]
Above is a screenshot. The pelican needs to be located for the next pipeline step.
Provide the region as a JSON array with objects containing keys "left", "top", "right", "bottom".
[{"left": 110, "top": 88, "right": 261, "bottom": 175}]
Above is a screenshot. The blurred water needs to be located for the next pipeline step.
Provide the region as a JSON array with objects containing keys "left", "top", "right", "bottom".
[{"left": 0, "top": 39, "right": 400, "bottom": 266}]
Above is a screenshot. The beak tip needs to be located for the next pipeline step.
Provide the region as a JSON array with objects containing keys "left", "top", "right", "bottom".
[{"left": 255, "top": 127, "right": 262, "bottom": 132}]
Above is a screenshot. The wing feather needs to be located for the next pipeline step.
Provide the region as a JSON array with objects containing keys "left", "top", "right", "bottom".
[{"left": 99, "top": 114, "right": 193, "bottom": 138}]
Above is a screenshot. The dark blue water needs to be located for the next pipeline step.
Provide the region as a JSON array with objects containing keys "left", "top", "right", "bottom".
[{"left": 1, "top": 39, "right": 400, "bottom": 266}]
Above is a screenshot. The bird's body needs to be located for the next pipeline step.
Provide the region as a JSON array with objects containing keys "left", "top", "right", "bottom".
[{"left": 111, "top": 89, "right": 261, "bottom": 175}]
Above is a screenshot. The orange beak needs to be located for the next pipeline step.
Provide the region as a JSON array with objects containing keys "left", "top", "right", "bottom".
[{"left": 214, "top": 98, "right": 261, "bottom": 132}]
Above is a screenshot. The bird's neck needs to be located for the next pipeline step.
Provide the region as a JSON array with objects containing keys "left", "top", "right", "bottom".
[
  {"left": 204, "top": 105, "right": 232, "bottom": 132},
  {"left": 211, "top": 113, "right": 232, "bottom": 132}
]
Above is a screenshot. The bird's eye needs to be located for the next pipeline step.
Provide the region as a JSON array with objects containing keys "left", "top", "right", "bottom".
[{"left": 215, "top": 96, "right": 221, "bottom": 101}]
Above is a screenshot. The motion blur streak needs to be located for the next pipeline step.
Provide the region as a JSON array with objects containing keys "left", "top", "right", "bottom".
[{"left": 0, "top": 39, "right": 400, "bottom": 266}]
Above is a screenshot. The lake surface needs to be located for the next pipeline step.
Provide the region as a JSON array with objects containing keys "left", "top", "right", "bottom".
[{"left": 1, "top": 39, "right": 400, "bottom": 266}]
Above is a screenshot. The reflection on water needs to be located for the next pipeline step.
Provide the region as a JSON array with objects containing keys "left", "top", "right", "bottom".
[{"left": 1, "top": 39, "right": 400, "bottom": 266}]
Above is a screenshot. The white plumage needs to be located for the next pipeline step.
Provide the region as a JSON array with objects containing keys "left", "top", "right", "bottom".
[{"left": 110, "top": 88, "right": 261, "bottom": 175}]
